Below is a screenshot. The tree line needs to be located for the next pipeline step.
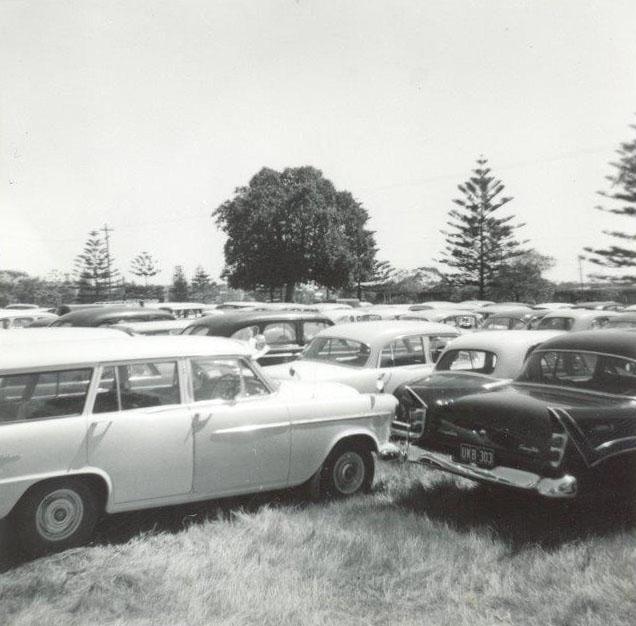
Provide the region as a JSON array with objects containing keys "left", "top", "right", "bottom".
[{"left": 3, "top": 118, "right": 634, "bottom": 308}]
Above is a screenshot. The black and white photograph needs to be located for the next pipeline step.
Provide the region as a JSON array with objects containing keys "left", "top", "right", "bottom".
[{"left": 1, "top": 1, "right": 636, "bottom": 624}]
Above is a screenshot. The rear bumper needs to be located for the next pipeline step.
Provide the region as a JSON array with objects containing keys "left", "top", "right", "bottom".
[{"left": 408, "top": 447, "right": 577, "bottom": 498}]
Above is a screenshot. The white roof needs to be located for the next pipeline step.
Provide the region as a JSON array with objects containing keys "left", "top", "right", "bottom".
[
  {"left": 445, "top": 330, "right": 563, "bottom": 353},
  {"left": 315, "top": 320, "right": 462, "bottom": 347},
  {"left": 0, "top": 335, "right": 251, "bottom": 373},
  {"left": 112, "top": 320, "right": 192, "bottom": 333},
  {"left": 0, "top": 328, "right": 129, "bottom": 344}
]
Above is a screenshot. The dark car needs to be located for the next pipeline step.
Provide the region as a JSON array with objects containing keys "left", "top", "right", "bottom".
[
  {"left": 393, "top": 330, "right": 636, "bottom": 500},
  {"left": 182, "top": 310, "right": 333, "bottom": 365},
  {"left": 50, "top": 306, "right": 175, "bottom": 327}
]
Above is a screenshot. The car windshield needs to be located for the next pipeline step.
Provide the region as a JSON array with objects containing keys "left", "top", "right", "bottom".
[
  {"left": 300, "top": 336, "right": 371, "bottom": 367},
  {"left": 517, "top": 350, "right": 636, "bottom": 395}
]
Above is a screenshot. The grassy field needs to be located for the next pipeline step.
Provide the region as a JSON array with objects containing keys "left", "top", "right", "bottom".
[{"left": 1, "top": 461, "right": 635, "bottom": 625}]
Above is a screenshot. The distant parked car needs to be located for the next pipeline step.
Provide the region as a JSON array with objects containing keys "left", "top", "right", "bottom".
[
  {"left": 0, "top": 309, "right": 58, "bottom": 330},
  {"left": 146, "top": 302, "right": 211, "bottom": 319},
  {"left": 264, "top": 321, "right": 463, "bottom": 394},
  {"left": 0, "top": 334, "right": 397, "bottom": 555},
  {"left": 399, "top": 308, "right": 482, "bottom": 330},
  {"left": 394, "top": 330, "right": 636, "bottom": 500},
  {"left": 604, "top": 313, "right": 636, "bottom": 329},
  {"left": 50, "top": 306, "right": 175, "bottom": 328},
  {"left": 479, "top": 307, "right": 540, "bottom": 330},
  {"left": 536, "top": 309, "right": 619, "bottom": 331},
  {"left": 112, "top": 320, "right": 194, "bottom": 335},
  {"left": 182, "top": 311, "right": 333, "bottom": 366},
  {"left": 572, "top": 301, "right": 623, "bottom": 311}
]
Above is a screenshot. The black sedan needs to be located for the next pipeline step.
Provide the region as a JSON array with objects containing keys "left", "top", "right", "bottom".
[{"left": 394, "top": 330, "right": 636, "bottom": 499}]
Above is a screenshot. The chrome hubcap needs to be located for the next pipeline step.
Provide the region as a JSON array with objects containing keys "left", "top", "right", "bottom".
[
  {"left": 35, "top": 489, "right": 84, "bottom": 542},
  {"left": 332, "top": 451, "right": 365, "bottom": 494}
]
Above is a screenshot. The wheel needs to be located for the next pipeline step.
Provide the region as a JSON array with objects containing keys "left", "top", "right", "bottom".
[
  {"left": 319, "top": 443, "right": 375, "bottom": 499},
  {"left": 13, "top": 478, "right": 100, "bottom": 557}
]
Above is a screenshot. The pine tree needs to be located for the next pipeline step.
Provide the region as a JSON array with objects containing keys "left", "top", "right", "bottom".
[
  {"left": 191, "top": 265, "right": 213, "bottom": 301},
  {"left": 438, "top": 157, "right": 526, "bottom": 298},
  {"left": 73, "top": 231, "right": 111, "bottom": 303},
  {"left": 584, "top": 121, "right": 636, "bottom": 282},
  {"left": 170, "top": 266, "right": 189, "bottom": 301},
  {"left": 130, "top": 251, "right": 160, "bottom": 287}
]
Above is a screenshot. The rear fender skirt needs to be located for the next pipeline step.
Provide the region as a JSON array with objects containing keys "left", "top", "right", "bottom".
[{"left": 549, "top": 407, "right": 596, "bottom": 467}]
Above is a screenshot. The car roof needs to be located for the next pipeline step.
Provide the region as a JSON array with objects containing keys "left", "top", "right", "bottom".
[
  {"left": 402, "top": 309, "right": 481, "bottom": 319},
  {"left": 0, "top": 335, "right": 251, "bottom": 372},
  {"left": 113, "top": 320, "right": 193, "bottom": 332},
  {"left": 314, "top": 320, "right": 462, "bottom": 345},
  {"left": 540, "top": 309, "right": 620, "bottom": 320},
  {"left": 53, "top": 306, "right": 176, "bottom": 324},
  {"left": 0, "top": 327, "right": 130, "bottom": 344},
  {"left": 443, "top": 330, "right": 563, "bottom": 352},
  {"left": 484, "top": 307, "right": 536, "bottom": 318},
  {"left": 532, "top": 330, "right": 636, "bottom": 359},
  {"left": 184, "top": 310, "right": 333, "bottom": 332}
]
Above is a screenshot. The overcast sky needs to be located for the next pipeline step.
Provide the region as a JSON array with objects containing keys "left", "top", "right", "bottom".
[{"left": 2, "top": 0, "right": 636, "bottom": 284}]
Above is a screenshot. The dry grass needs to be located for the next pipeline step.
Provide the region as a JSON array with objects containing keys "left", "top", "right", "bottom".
[{"left": 1, "top": 462, "right": 635, "bottom": 625}]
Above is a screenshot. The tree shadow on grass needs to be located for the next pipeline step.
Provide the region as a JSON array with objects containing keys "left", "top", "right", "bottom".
[{"left": 392, "top": 472, "right": 636, "bottom": 552}]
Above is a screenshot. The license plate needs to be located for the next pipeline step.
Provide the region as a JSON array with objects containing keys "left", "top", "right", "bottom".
[{"left": 459, "top": 444, "right": 495, "bottom": 468}]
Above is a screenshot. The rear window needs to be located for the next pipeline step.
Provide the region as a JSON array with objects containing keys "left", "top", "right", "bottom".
[
  {"left": 518, "top": 350, "right": 636, "bottom": 395},
  {"left": 436, "top": 350, "right": 498, "bottom": 375},
  {"left": 538, "top": 317, "right": 574, "bottom": 331},
  {"left": 0, "top": 369, "right": 92, "bottom": 422}
]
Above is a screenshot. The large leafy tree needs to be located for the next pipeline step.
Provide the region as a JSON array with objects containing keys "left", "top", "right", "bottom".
[
  {"left": 584, "top": 121, "right": 636, "bottom": 281},
  {"left": 438, "top": 157, "right": 526, "bottom": 298},
  {"left": 213, "top": 166, "right": 376, "bottom": 301},
  {"left": 489, "top": 251, "right": 556, "bottom": 303},
  {"left": 73, "top": 231, "right": 118, "bottom": 302}
]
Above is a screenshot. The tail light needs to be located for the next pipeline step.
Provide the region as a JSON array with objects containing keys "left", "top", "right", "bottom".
[{"left": 548, "top": 409, "right": 568, "bottom": 468}]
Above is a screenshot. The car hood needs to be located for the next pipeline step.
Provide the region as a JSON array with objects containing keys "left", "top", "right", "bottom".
[
  {"left": 275, "top": 378, "right": 361, "bottom": 401},
  {"left": 265, "top": 360, "right": 357, "bottom": 383}
]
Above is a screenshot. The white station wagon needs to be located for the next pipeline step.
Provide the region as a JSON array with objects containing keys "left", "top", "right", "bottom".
[{"left": 0, "top": 335, "right": 397, "bottom": 555}]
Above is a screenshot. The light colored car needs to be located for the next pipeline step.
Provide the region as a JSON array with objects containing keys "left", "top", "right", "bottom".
[
  {"left": 264, "top": 321, "right": 463, "bottom": 394},
  {"left": 0, "top": 334, "right": 397, "bottom": 556},
  {"left": 537, "top": 309, "right": 620, "bottom": 331},
  {"left": 399, "top": 308, "right": 483, "bottom": 330},
  {"left": 0, "top": 309, "right": 58, "bottom": 329},
  {"left": 112, "top": 319, "right": 194, "bottom": 335}
]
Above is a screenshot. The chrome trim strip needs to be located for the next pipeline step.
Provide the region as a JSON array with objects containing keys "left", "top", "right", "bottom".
[
  {"left": 596, "top": 435, "right": 636, "bottom": 451},
  {"left": 404, "top": 385, "right": 428, "bottom": 409},
  {"left": 213, "top": 421, "right": 289, "bottom": 434},
  {"left": 294, "top": 412, "right": 392, "bottom": 426}
]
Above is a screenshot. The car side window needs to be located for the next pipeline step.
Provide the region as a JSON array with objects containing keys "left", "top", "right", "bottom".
[
  {"left": 184, "top": 326, "right": 209, "bottom": 336},
  {"left": 380, "top": 336, "right": 427, "bottom": 368},
  {"left": 231, "top": 325, "right": 260, "bottom": 342},
  {"left": 190, "top": 357, "right": 269, "bottom": 401},
  {"left": 0, "top": 368, "right": 92, "bottom": 422},
  {"left": 262, "top": 322, "right": 297, "bottom": 345},
  {"left": 93, "top": 361, "right": 180, "bottom": 413},
  {"left": 428, "top": 335, "right": 456, "bottom": 363}
]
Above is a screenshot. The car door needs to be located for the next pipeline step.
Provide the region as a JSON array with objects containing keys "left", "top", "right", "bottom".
[
  {"left": 87, "top": 359, "right": 193, "bottom": 504},
  {"left": 189, "top": 356, "right": 291, "bottom": 497}
]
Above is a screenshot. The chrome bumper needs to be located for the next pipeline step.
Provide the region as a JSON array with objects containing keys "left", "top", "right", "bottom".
[
  {"left": 378, "top": 442, "right": 403, "bottom": 461},
  {"left": 408, "top": 447, "right": 577, "bottom": 499}
]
